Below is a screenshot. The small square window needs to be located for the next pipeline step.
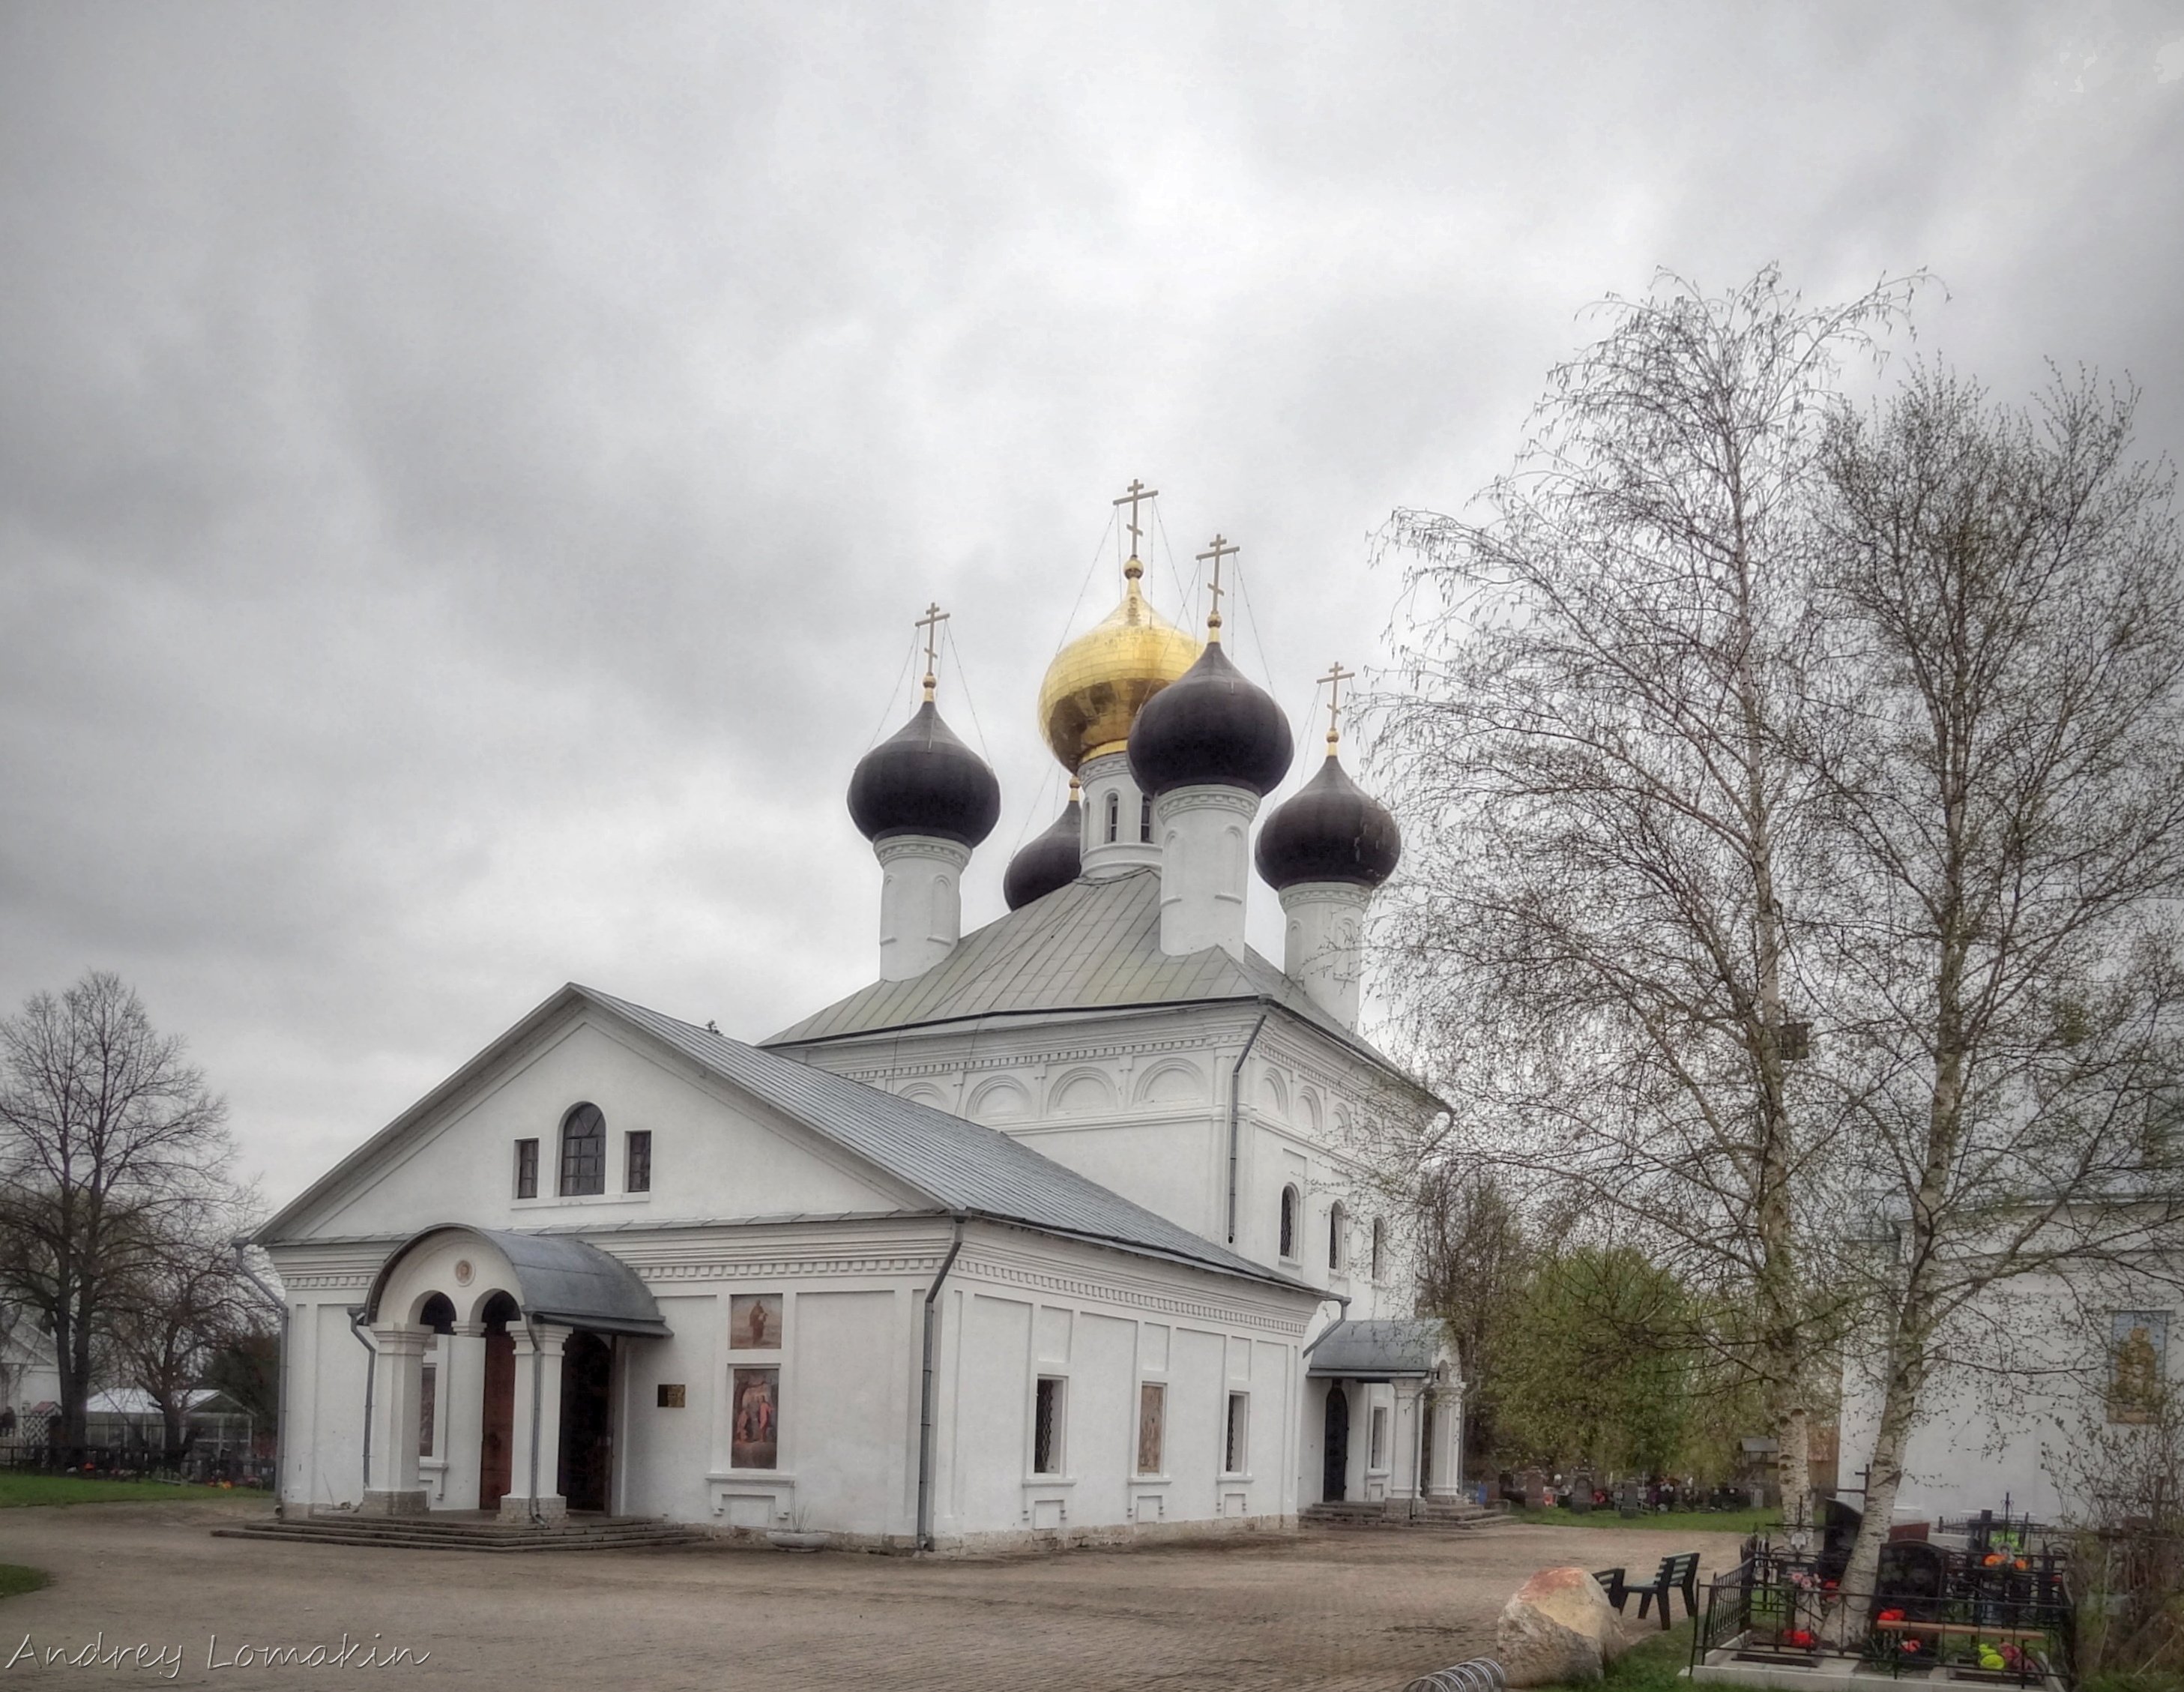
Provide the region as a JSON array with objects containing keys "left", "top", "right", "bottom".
[
  {"left": 1034, "top": 1376, "right": 1065, "bottom": 1475},
  {"left": 1225, "top": 1392, "right": 1249, "bottom": 1474},
  {"left": 626, "top": 1130, "right": 652, "bottom": 1193},
  {"left": 656, "top": 1382, "right": 686, "bottom": 1409},
  {"left": 514, "top": 1139, "right": 538, "bottom": 1200}
]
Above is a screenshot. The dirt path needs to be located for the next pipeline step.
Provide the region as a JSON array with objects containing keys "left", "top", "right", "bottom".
[{"left": 0, "top": 1503, "right": 1743, "bottom": 1691}]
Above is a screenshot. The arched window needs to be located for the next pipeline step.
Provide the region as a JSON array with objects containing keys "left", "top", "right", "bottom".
[
  {"left": 1104, "top": 791, "right": 1120, "bottom": 843},
  {"left": 1139, "top": 792, "right": 1153, "bottom": 843},
  {"left": 1328, "top": 1201, "right": 1348, "bottom": 1271},
  {"left": 1279, "top": 1184, "right": 1300, "bottom": 1260},
  {"left": 558, "top": 1102, "right": 606, "bottom": 1196},
  {"left": 1370, "top": 1217, "right": 1387, "bottom": 1282},
  {"left": 417, "top": 1293, "right": 456, "bottom": 1334}
]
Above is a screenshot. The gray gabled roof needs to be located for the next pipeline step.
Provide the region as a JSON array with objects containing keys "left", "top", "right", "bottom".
[
  {"left": 259, "top": 981, "right": 1308, "bottom": 1296},
  {"left": 1304, "top": 1318, "right": 1452, "bottom": 1379},
  {"left": 586, "top": 987, "right": 1296, "bottom": 1289},
  {"left": 761, "top": 870, "right": 1421, "bottom": 1092}
]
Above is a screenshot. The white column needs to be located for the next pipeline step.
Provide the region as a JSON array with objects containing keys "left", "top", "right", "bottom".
[
  {"left": 1079, "top": 751, "right": 1160, "bottom": 878},
  {"left": 875, "top": 835, "right": 971, "bottom": 981},
  {"left": 361, "top": 1325, "right": 430, "bottom": 1517},
  {"left": 1279, "top": 881, "right": 1372, "bottom": 1029},
  {"left": 1426, "top": 1385, "right": 1465, "bottom": 1499},
  {"left": 1155, "top": 785, "right": 1258, "bottom": 959},
  {"left": 1389, "top": 1379, "right": 1426, "bottom": 1502},
  {"left": 440, "top": 1322, "right": 487, "bottom": 1512},
  {"left": 501, "top": 1323, "right": 570, "bottom": 1523}
]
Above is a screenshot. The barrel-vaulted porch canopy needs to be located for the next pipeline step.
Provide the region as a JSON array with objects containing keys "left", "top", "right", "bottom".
[
  {"left": 364, "top": 1224, "right": 671, "bottom": 1338},
  {"left": 1304, "top": 1318, "right": 1454, "bottom": 1382}
]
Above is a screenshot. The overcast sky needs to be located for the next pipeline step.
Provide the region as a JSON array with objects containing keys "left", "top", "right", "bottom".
[{"left": 4, "top": 2, "right": 2181, "bottom": 1209}]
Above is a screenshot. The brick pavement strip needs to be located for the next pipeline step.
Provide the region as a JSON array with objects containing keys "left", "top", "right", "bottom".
[{"left": 0, "top": 1503, "right": 1746, "bottom": 1691}]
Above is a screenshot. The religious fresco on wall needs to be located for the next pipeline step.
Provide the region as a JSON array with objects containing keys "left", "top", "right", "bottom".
[
  {"left": 732, "top": 1367, "right": 779, "bottom": 1469},
  {"left": 2109, "top": 1310, "right": 2169, "bottom": 1424},
  {"left": 730, "top": 1294, "right": 782, "bottom": 1351},
  {"left": 1136, "top": 1382, "right": 1165, "bottom": 1475}
]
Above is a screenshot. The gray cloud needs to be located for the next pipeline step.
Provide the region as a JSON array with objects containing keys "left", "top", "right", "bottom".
[{"left": 3, "top": 1, "right": 2180, "bottom": 1201}]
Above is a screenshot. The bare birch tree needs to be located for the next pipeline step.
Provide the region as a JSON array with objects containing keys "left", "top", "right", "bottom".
[
  {"left": 1812, "top": 367, "right": 2184, "bottom": 1634},
  {"left": 0, "top": 972, "right": 234, "bottom": 1451},
  {"left": 1373, "top": 267, "right": 1918, "bottom": 1529}
]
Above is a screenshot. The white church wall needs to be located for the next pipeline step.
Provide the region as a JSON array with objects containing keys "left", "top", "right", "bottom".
[
  {"left": 924, "top": 1226, "right": 1314, "bottom": 1552},
  {"left": 619, "top": 1292, "right": 718, "bottom": 1523},
  {"left": 1836, "top": 1256, "right": 2177, "bottom": 1528},
  {"left": 789, "top": 1288, "right": 910, "bottom": 1537}
]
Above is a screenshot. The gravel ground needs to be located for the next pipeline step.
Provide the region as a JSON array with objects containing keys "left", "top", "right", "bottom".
[{"left": 0, "top": 1502, "right": 1746, "bottom": 1691}]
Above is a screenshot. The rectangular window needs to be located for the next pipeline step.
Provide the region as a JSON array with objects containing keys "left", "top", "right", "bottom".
[
  {"left": 515, "top": 1139, "right": 538, "bottom": 1199},
  {"left": 1136, "top": 1382, "right": 1165, "bottom": 1475},
  {"left": 1225, "top": 1392, "right": 1249, "bottom": 1474},
  {"left": 1034, "top": 1376, "right": 1065, "bottom": 1475},
  {"left": 625, "top": 1130, "right": 652, "bottom": 1193},
  {"left": 417, "top": 1364, "right": 437, "bottom": 1457},
  {"left": 2109, "top": 1310, "right": 2170, "bottom": 1424},
  {"left": 1369, "top": 1405, "right": 1389, "bottom": 1469}
]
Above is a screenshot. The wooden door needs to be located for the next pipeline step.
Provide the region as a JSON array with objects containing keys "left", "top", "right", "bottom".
[{"left": 478, "top": 1331, "right": 515, "bottom": 1510}]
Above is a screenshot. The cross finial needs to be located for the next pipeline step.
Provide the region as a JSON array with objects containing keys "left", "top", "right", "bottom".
[
  {"left": 1195, "top": 534, "right": 1238, "bottom": 639},
  {"left": 915, "top": 601, "right": 949, "bottom": 701},
  {"left": 1321, "top": 660, "right": 1355, "bottom": 753},
  {"left": 1112, "top": 478, "right": 1158, "bottom": 575}
]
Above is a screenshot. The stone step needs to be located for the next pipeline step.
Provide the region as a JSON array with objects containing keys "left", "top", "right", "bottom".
[{"left": 212, "top": 1517, "right": 710, "bottom": 1555}]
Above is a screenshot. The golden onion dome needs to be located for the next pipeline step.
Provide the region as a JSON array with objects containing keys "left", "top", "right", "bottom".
[{"left": 1037, "top": 559, "right": 1200, "bottom": 771}]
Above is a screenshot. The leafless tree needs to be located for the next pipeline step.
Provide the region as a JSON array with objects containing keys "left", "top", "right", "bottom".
[
  {"left": 0, "top": 972, "right": 235, "bottom": 1451},
  {"left": 1812, "top": 367, "right": 2184, "bottom": 1634},
  {"left": 106, "top": 1209, "right": 259, "bottom": 1454},
  {"left": 1372, "top": 266, "right": 1921, "bottom": 1529}
]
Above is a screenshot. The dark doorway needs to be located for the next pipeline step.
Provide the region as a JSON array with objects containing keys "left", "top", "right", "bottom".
[
  {"left": 477, "top": 1293, "right": 518, "bottom": 1511},
  {"left": 558, "top": 1331, "right": 614, "bottom": 1514},
  {"left": 1322, "top": 1384, "right": 1350, "bottom": 1503},
  {"left": 1419, "top": 1397, "right": 1435, "bottom": 1496}
]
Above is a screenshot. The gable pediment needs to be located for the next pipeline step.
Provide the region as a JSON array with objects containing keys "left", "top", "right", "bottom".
[{"left": 268, "top": 996, "right": 920, "bottom": 1242}]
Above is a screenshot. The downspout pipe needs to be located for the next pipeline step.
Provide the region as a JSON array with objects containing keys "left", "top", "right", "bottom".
[
  {"left": 1225, "top": 1013, "right": 1270, "bottom": 1245},
  {"left": 232, "top": 1242, "right": 287, "bottom": 1518},
  {"left": 346, "top": 1307, "right": 375, "bottom": 1500},
  {"left": 915, "top": 1217, "right": 967, "bottom": 1554}
]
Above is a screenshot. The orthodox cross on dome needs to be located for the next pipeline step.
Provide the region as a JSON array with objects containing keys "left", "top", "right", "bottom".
[
  {"left": 915, "top": 600, "right": 950, "bottom": 701},
  {"left": 1195, "top": 533, "right": 1238, "bottom": 639},
  {"left": 1320, "top": 660, "right": 1355, "bottom": 753},
  {"left": 1112, "top": 478, "right": 1158, "bottom": 576}
]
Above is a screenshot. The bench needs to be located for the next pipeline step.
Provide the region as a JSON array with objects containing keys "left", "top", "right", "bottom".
[
  {"left": 1615, "top": 1553, "right": 1700, "bottom": 1629},
  {"left": 1592, "top": 1568, "right": 1628, "bottom": 1610}
]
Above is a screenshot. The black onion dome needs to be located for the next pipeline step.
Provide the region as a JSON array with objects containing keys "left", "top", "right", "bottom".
[
  {"left": 1003, "top": 792, "right": 1083, "bottom": 910},
  {"left": 1254, "top": 753, "right": 1401, "bottom": 889},
  {"left": 848, "top": 700, "right": 1001, "bottom": 847},
  {"left": 1126, "top": 641, "right": 1294, "bottom": 798}
]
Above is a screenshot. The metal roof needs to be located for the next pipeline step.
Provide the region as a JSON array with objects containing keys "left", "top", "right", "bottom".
[
  {"left": 365, "top": 1225, "right": 672, "bottom": 1337},
  {"left": 1304, "top": 1318, "right": 1452, "bottom": 1379},
  {"left": 585, "top": 987, "right": 1303, "bottom": 1291},
  {"left": 761, "top": 869, "right": 1411, "bottom": 1086}
]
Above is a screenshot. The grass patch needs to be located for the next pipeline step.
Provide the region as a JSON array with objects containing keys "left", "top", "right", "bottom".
[
  {"left": 0, "top": 1472, "right": 259, "bottom": 1508},
  {"left": 2082, "top": 1676, "right": 2184, "bottom": 1692},
  {"left": 1501, "top": 1505, "right": 1779, "bottom": 1536},
  {"left": 1539, "top": 1618, "right": 1699, "bottom": 1692},
  {"left": 0, "top": 1565, "right": 50, "bottom": 1601}
]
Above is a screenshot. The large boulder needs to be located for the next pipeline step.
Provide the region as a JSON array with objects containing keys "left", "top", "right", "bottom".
[{"left": 1494, "top": 1567, "right": 1621, "bottom": 1688}]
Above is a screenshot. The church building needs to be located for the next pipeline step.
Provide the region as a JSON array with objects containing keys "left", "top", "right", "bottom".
[{"left": 259, "top": 498, "right": 1461, "bottom": 1552}]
